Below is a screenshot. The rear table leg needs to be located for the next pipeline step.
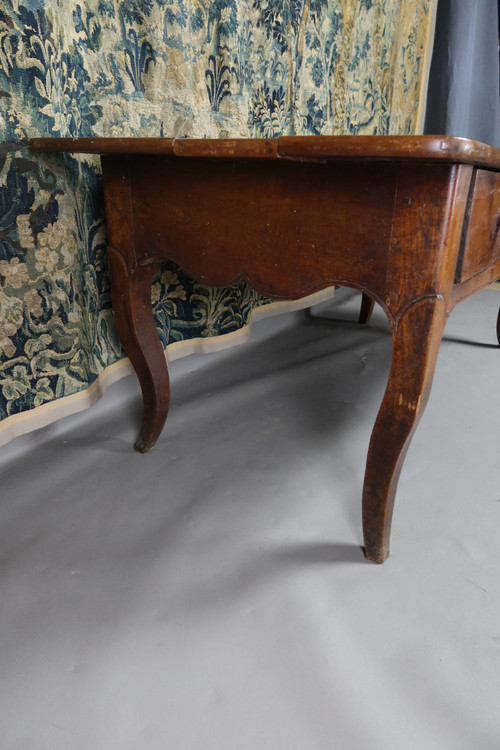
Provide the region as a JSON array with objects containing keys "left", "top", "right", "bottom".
[
  {"left": 107, "top": 248, "right": 170, "bottom": 453},
  {"left": 362, "top": 296, "right": 446, "bottom": 563},
  {"left": 359, "top": 293, "right": 375, "bottom": 324}
]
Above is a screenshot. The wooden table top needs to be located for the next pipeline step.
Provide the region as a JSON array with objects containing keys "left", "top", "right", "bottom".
[{"left": 29, "top": 135, "right": 500, "bottom": 171}]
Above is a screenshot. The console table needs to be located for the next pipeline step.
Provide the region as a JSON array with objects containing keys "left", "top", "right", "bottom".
[{"left": 29, "top": 136, "right": 500, "bottom": 563}]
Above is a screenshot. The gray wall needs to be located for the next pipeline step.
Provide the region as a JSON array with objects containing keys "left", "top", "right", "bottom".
[{"left": 425, "top": 0, "right": 500, "bottom": 147}]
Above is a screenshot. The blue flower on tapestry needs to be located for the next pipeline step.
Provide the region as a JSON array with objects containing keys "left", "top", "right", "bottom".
[
  {"left": 303, "top": 94, "right": 324, "bottom": 135},
  {"left": 123, "top": 28, "right": 155, "bottom": 93},
  {"left": 116, "top": 6, "right": 156, "bottom": 94},
  {"left": 190, "top": 0, "right": 238, "bottom": 44},
  {"left": 206, "top": 54, "right": 232, "bottom": 111},
  {"left": 73, "top": 5, "right": 102, "bottom": 52},
  {"left": 119, "top": 0, "right": 154, "bottom": 25},
  {"left": 249, "top": 85, "right": 291, "bottom": 136},
  {"left": 254, "top": 0, "right": 304, "bottom": 51}
]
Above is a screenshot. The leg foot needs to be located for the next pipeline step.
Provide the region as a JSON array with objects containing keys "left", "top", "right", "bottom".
[
  {"left": 363, "top": 545, "right": 389, "bottom": 565},
  {"left": 362, "top": 297, "right": 446, "bottom": 562},
  {"left": 107, "top": 248, "right": 170, "bottom": 451}
]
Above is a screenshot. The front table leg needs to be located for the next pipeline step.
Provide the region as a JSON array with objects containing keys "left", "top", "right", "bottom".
[
  {"left": 362, "top": 296, "right": 446, "bottom": 563},
  {"left": 107, "top": 248, "right": 170, "bottom": 453}
]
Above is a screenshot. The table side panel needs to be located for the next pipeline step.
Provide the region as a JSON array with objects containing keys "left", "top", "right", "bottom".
[
  {"left": 127, "top": 158, "right": 467, "bottom": 320},
  {"left": 456, "top": 169, "right": 500, "bottom": 283},
  {"left": 127, "top": 157, "right": 398, "bottom": 300}
]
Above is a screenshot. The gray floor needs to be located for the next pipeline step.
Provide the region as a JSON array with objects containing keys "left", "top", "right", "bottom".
[{"left": 1, "top": 287, "right": 499, "bottom": 750}]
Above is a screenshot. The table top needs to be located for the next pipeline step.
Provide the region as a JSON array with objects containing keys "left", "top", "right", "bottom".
[{"left": 29, "top": 135, "right": 500, "bottom": 171}]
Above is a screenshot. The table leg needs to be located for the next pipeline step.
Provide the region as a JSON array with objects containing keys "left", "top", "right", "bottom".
[
  {"left": 362, "top": 296, "right": 446, "bottom": 563},
  {"left": 107, "top": 248, "right": 170, "bottom": 453},
  {"left": 497, "top": 305, "right": 500, "bottom": 346},
  {"left": 358, "top": 293, "right": 375, "bottom": 324}
]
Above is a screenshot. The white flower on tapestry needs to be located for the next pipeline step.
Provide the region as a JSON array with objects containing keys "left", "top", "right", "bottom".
[
  {"left": 35, "top": 246, "right": 59, "bottom": 273},
  {"left": 152, "top": 272, "right": 186, "bottom": 305},
  {"left": 66, "top": 68, "right": 78, "bottom": 94},
  {"left": 0, "top": 288, "right": 23, "bottom": 357},
  {"left": 16, "top": 214, "right": 35, "bottom": 249},
  {"left": 24, "top": 333, "right": 52, "bottom": 359},
  {"left": 38, "top": 222, "right": 64, "bottom": 250},
  {"left": 6, "top": 105, "right": 31, "bottom": 139},
  {"left": 34, "top": 377, "right": 54, "bottom": 407},
  {"left": 0, "top": 290, "right": 23, "bottom": 328},
  {"left": 24, "top": 289, "right": 44, "bottom": 318},
  {"left": 0, "top": 321, "right": 17, "bottom": 359},
  {"left": 35, "top": 222, "right": 65, "bottom": 272},
  {"left": 151, "top": 282, "right": 162, "bottom": 305},
  {"left": 1, "top": 365, "right": 31, "bottom": 403},
  {"left": 67, "top": 309, "right": 82, "bottom": 324},
  {"left": 0, "top": 257, "right": 29, "bottom": 289},
  {"left": 36, "top": 221, "right": 77, "bottom": 268},
  {"left": 109, "top": 125, "right": 125, "bottom": 136},
  {"left": 160, "top": 270, "right": 187, "bottom": 299},
  {"left": 190, "top": 285, "right": 241, "bottom": 336}
]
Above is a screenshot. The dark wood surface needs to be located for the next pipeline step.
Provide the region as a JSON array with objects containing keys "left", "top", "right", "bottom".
[
  {"left": 30, "top": 135, "right": 500, "bottom": 169},
  {"left": 29, "top": 136, "right": 500, "bottom": 563}
]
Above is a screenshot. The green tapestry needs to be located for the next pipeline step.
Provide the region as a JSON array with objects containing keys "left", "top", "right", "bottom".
[{"left": 0, "top": 0, "right": 436, "bottom": 444}]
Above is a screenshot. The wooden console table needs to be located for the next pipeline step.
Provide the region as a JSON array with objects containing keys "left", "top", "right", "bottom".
[{"left": 30, "top": 136, "right": 500, "bottom": 563}]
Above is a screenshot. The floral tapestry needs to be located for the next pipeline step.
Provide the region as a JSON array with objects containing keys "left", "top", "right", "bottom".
[{"left": 0, "top": 0, "right": 436, "bottom": 445}]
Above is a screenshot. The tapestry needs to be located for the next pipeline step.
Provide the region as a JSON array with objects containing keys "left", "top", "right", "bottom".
[{"left": 0, "top": 0, "right": 436, "bottom": 445}]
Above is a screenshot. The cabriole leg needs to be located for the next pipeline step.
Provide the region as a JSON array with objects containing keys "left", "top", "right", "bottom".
[
  {"left": 362, "top": 296, "right": 446, "bottom": 563},
  {"left": 107, "top": 248, "right": 170, "bottom": 453},
  {"left": 359, "top": 293, "right": 375, "bottom": 324}
]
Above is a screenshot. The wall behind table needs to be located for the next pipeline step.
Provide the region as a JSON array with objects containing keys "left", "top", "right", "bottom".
[
  {"left": 425, "top": 0, "right": 500, "bottom": 147},
  {"left": 0, "top": 0, "right": 436, "bottom": 446}
]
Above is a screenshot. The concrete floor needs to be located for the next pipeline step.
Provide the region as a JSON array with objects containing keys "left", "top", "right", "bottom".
[{"left": 1, "top": 287, "right": 499, "bottom": 750}]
